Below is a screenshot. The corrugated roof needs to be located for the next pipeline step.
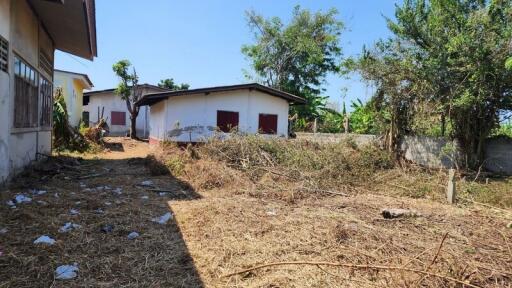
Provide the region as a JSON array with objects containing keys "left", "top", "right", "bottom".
[{"left": 136, "top": 83, "right": 306, "bottom": 106}]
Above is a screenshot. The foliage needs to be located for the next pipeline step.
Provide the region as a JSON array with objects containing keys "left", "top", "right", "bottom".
[
  {"left": 353, "top": 0, "right": 512, "bottom": 167},
  {"left": 242, "top": 6, "right": 344, "bottom": 121},
  {"left": 491, "top": 120, "right": 512, "bottom": 138},
  {"left": 158, "top": 78, "right": 190, "bottom": 91},
  {"left": 349, "top": 99, "right": 379, "bottom": 134},
  {"left": 52, "top": 87, "right": 88, "bottom": 152},
  {"left": 112, "top": 60, "right": 142, "bottom": 139}
]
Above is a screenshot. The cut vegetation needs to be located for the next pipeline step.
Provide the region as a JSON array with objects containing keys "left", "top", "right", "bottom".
[{"left": 1, "top": 137, "right": 510, "bottom": 287}]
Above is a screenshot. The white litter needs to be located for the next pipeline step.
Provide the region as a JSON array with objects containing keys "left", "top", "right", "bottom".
[
  {"left": 30, "top": 189, "right": 47, "bottom": 195},
  {"left": 34, "top": 235, "right": 56, "bottom": 245},
  {"left": 69, "top": 209, "right": 80, "bottom": 215},
  {"left": 15, "top": 194, "right": 32, "bottom": 203},
  {"left": 140, "top": 180, "right": 154, "bottom": 187},
  {"left": 6, "top": 200, "right": 16, "bottom": 207},
  {"left": 95, "top": 186, "right": 105, "bottom": 191},
  {"left": 58, "top": 222, "right": 81, "bottom": 233},
  {"left": 37, "top": 200, "right": 48, "bottom": 205},
  {"left": 0, "top": 228, "right": 8, "bottom": 234},
  {"left": 82, "top": 188, "right": 93, "bottom": 192},
  {"left": 104, "top": 202, "right": 112, "bottom": 206},
  {"left": 54, "top": 193, "right": 59, "bottom": 198},
  {"left": 266, "top": 209, "right": 277, "bottom": 216},
  {"left": 141, "top": 196, "right": 149, "bottom": 200},
  {"left": 75, "top": 201, "right": 81, "bottom": 205},
  {"left": 55, "top": 264, "right": 79, "bottom": 280},
  {"left": 158, "top": 192, "right": 168, "bottom": 196},
  {"left": 152, "top": 212, "right": 172, "bottom": 224},
  {"left": 127, "top": 232, "right": 139, "bottom": 240},
  {"left": 94, "top": 208, "right": 104, "bottom": 214},
  {"left": 79, "top": 183, "right": 86, "bottom": 188},
  {"left": 113, "top": 187, "right": 122, "bottom": 195},
  {"left": 104, "top": 186, "right": 111, "bottom": 190}
]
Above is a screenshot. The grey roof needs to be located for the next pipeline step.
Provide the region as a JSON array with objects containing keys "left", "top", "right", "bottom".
[
  {"left": 136, "top": 83, "right": 306, "bottom": 106},
  {"left": 84, "top": 84, "right": 168, "bottom": 96}
]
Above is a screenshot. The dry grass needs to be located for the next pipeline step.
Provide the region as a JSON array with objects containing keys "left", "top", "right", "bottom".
[{"left": 1, "top": 137, "right": 511, "bottom": 287}]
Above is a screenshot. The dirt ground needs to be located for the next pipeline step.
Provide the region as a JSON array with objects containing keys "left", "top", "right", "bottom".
[{"left": 1, "top": 137, "right": 511, "bottom": 287}]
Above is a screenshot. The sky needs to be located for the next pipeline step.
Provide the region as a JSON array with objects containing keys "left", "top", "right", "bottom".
[{"left": 55, "top": 0, "right": 399, "bottom": 111}]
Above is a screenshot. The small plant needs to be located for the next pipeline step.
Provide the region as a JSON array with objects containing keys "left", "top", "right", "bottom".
[{"left": 166, "top": 156, "right": 185, "bottom": 176}]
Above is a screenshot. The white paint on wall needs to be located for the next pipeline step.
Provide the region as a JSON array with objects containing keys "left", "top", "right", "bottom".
[
  {"left": 84, "top": 89, "right": 157, "bottom": 137},
  {"left": 149, "top": 89, "right": 290, "bottom": 142}
]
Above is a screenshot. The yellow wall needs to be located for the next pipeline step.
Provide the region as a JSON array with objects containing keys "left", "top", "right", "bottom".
[{"left": 53, "top": 73, "right": 88, "bottom": 127}]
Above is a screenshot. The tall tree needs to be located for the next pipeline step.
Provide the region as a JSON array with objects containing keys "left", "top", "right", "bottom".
[
  {"left": 355, "top": 0, "right": 512, "bottom": 167},
  {"left": 242, "top": 6, "right": 344, "bottom": 121},
  {"left": 112, "top": 60, "right": 142, "bottom": 139},
  {"left": 158, "top": 78, "right": 190, "bottom": 91}
]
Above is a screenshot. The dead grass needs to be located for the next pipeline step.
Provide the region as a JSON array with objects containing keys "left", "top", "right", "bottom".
[{"left": 1, "top": 136, "right": 511, "bottom": 287}]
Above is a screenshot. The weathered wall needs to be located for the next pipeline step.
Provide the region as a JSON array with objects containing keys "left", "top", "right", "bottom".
[
  {"left": 54, "top": 73, "right": 87, "bottom": 127},
  {"left": 400, "top": 136, "right": 458, "bottom": 169},
  {"left": 148, "top": 100, "right": 166, "bottom": 142},
  {"left": 1, "top": 0, "right": 55, "bottom": 184},
  {"left": 152, "top": 89, "right": 289, "bottom": 142},
  {"left": 84, "top": 91, "right": 150, "bottom": 137},
  {"left": 483, "top": 137, "right": 512, "bottom": 174},
  {"left": 0, "top": 0, "right": 11, "bottom": 183},
  {"left": 295, "top": 132, "right": 377, "bottom": 146}
]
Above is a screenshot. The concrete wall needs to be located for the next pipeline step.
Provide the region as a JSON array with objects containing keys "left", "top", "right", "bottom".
[
  {"left": 149, "top": 89, "right": 290, "bottom": 142},
  {"left": 83, "top": 88, "right": 163, "bottom": 137},
  {"left": 0, "top": 0, "right": 55, "bottom": 184},
  {"left": 400, "top": 136, "right": 459, "bottom": 169},
  {"left": 483, "top": 137, "right": 512, "bottom": 174},
  {"left": 54, "top": 73, "right": 88, "bottom": 127},
  {"left": 0, "top": 0, "right": 11, "bottom": 183},
  {"left": 295, "top": 132, "right": 377, "bottom": 146}
]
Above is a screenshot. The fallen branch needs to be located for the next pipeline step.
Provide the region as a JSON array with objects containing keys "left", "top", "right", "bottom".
[
  {"left": 221, "top": 261, "right": 481, "bottom": 288},
  {"left": 301, "top": 187, "right": 349, "bottom": 197}
]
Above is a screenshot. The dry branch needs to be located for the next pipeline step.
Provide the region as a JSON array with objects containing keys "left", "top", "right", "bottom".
[{"left": 221, "top": 261, "right": 482, "bottom": 288}]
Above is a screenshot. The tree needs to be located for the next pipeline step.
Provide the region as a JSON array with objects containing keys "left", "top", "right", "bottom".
[
  {"left": 158, "top": 78, "right": 190, "bottom": 91},
  {"left": 354, "top": 0, "right": 512, "bottom": 167},
  {"left": 112, "top": 60, "right": 142, "bottom": 139},
  {"left": 242, "top": 6, "right": 344, "bottom": 121}
]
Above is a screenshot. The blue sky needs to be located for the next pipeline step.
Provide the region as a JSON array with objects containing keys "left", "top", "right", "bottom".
[{"left": 55, "top": 0, "right": 399, "bottom": 111}]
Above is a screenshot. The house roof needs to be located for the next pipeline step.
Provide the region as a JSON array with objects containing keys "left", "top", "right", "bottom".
[
  {"left": 84, "top": 84, "right": 169, "bottom": 96},
  {"left": 135, "top": 83, "right": 307, "bottom": 106},
  {"left": 54, "top": 69, "right": 94, "bottom": 89},
  {"left": 28, "top": 0, "right": 97, "bottom": 60}
]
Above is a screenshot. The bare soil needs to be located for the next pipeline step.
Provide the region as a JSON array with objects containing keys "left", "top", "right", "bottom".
[{"left": 0, "top": 137, "right": 511, "bottom": 287}]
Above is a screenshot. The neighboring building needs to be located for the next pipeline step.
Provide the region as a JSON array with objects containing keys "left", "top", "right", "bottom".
[
  {"left": 54, "top": 69, "right": 93, "bottom": 127},
  {"left": 0, "top": 0, "right": 97, "bottom": 183},
  {"left": 83, "top": 84, "right": 169, "bottom": 137},
  {"left": 136, "top": 83, "right": 306, "bottom": 144}
]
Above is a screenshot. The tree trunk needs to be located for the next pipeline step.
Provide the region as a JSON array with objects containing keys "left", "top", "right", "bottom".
[{"left": 129, "top": 114, "right": 137, "bottom": 139}]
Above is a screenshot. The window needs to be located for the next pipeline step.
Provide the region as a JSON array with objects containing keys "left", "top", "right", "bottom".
[
  {"left": 111, "top": 111, "right": 126, "bottom": 125},
  {"left": 13, "top": 56, "right": 39, "bottom": 128},
  {"left": 217, "top": 110, "right": 239, "bottom": 132},
  {"left": 0, "top": 36, "right": 7, "bottom": 73},
  {"left": 40, "top": 77, "right": 52, "bottom": 128},
  {"left": 39, "top": 50, "right": 53, "bottom": 77},
  {"left": 258, "top": 114, "right": 278, "bottom": 134},
  {"left": 83, "top": 95, "right": 90, "bottom": 106},
  {"left": 82, "top": 111, "right": 90, "bottom": 127}
]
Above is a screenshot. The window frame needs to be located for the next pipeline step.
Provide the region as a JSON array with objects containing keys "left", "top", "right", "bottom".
[
  {"left": 39, "top": 76, "right": 53, "bottom": 129},
  {"left": 258, "top": 113, "right": 278, "bottom": 135},
  {"left": 216, "top": 110, "right": 239, "bottom": 133},
  {"left": 111, "top": 111, "right": 126, "bottom": 126},
  {"left": 12, "top": 54, "right": 40, "bottom": 129}
]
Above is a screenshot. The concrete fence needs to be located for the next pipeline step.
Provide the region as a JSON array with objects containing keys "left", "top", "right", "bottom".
[{"left": 295, "top": 132, "right": 512, "bottom": 175}]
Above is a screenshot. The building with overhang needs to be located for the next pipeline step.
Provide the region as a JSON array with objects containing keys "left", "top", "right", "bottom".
[{"left": 0, "top": 0, "right": 97, "bottom": 183}]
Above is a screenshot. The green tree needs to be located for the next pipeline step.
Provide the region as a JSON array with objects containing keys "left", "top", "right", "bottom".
[
  {"left": 112, "top": 60, "right": 142, "bottom": 139},
  {"left": 349, "top": 99, "right": 379, "bottom": 134},
  {"left": 242, "top": 6, "right": 344, "bottom": 121},
  {"left": 355, "top": 0, "right": 512, "bottom": 166},
  {"left": 158, "top": 78, "right": 190, "bottom": 91}
]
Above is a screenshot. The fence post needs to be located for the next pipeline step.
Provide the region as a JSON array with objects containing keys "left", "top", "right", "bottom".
[
  {"left": 343, "top": 115, "right": 349, "bottom": 134},
  {"left": 446, "top": 169, "right": 456, "bottom": 204},
  {"left": 313, "top": 118, "right": 317, "bottom": 134}
]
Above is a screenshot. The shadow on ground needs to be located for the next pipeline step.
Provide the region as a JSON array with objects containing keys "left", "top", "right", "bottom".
[{"left": 0, "top": 154, "right": 204, "bottom": 288}]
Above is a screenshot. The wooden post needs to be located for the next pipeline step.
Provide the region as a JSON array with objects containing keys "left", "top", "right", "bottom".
[
  {"left": 343, "top": 116, "right": 349, "bottom": 134},
  {"left": 313, "top": 118, "right": 317, "bottom": 134},
  {"left": 446, "top": 169, "right": 456, "bottom": 204}
]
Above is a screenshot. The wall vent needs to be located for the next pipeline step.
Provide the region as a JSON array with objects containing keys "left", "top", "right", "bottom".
[{"left": 0, "top": 36, "right": 8, "bottom": 73}]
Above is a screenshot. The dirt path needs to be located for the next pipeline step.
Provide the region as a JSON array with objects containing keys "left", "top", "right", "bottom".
[{"left": 0, "top": 138, "right": 203, "bottom": 287}]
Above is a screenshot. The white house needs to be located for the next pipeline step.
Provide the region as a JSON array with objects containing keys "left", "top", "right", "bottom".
[
  {"left": 0, "top": 0, "right": 97, "bottom": 183},
  {"left": 83, "top": 84, "right": 168, "bottom": 137},
  {"left": 136, "top": 83, "right": 306, "bottom": 144},
  {"left": 54, "top": 69, "right": 93, "bottom": 127}
]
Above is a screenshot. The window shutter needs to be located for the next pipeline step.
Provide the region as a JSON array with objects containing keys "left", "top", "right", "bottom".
[
  {"left": 217, "top": 111, "right": 239, "bottom": 132},
  {"left": 111, "top": 111, "right": 126, "bottom": 125},
  {"left": 258, "top": 114, "right": 278, "bottom": 134}
]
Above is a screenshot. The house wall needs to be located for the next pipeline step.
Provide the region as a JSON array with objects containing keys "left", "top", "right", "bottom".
[
  {"left": 0, "top": 0, "right": 55, "bottom": 183},
  {"left": 0, "top": 0, "right": 11, "bottom": 182},
  {"left": 150, "top": 89, "right": 289, "bottom": 143},
  {"left": 83, "top": 90, "right": 152, "bottom": 137},
  {"left": 54, "top": 73, "right": 86, "bottom": 127}
]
